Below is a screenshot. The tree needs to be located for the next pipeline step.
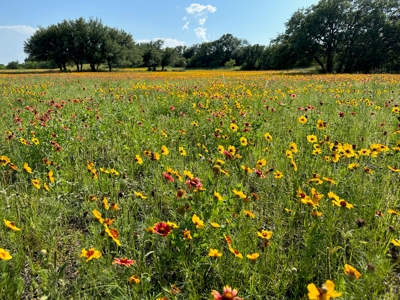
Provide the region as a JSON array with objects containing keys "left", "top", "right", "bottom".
[
  {"left": 6, "top": 61, "right": 20, "bottom": 69},
  {"left": 160, "top": 47, "right": 177, "bottom": 71},
  {"left": 140, "top": 40, "right": 164, "bottom": 71}
]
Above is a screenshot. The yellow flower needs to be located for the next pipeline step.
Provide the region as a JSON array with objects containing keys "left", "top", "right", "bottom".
[
  {"left": 256, "top": 158, "right": 266, "bottom": 168},
  {"left": 192, "top": 214, "right": 204, "bottom": 229},
  {"left": 217, "top": 145, "right": 225, "bottom": 154},
  {"left": 307, "top": 135, "right": 318, "bottom": 143},
  {"left": 0, "top": 248, "right": 12, "bottom": 260},
  {"left": 246, "top": 253, "right": 260, "bottom": 261},
  {"left": 104, "top": 225, "right": 122, "bottom": 246},
  {"left": 243, "top": 210, "right": 255, "bottom": 218},
  {"left": 161, "top": 145, "right": 169, "bottom": 155},
  {"left": 344, "top": 264, "right": 362, "bottom": 279},
  {"left": 298, "top": 116, "right": 307, "bottom": 124},
  {"left": 388, "top": 209, "right": 400, "bottom": 216},
  {"left": 348, "top": 162, "right": 359, "bottom": 170},
  {"left": 388, "top": 165, "right": 400, "bottom": 173},
  {"left": 208, "top": 249, "right": 223, "bottom": 257},
  {"left": 24, "top": 162, "right": 33, "bottom": 174},
  {"left": 210, "top": 222, "right": 221, "bottom": 228},
  {"left": 102, "top": 197, "right": 110, "bottom": 210},
  {"left": 291, "top": 160, "right": 298, "bottom": 171},
  {"left": 274, "top": 170, "right": 283, "bottom": 178},
  {"left": 264, "top": 132, "right": 273, "bottom": 141},
  {"left": 3, "top": 219, "right": 21, "bottom": 231},
  {"left": 257, "top": 230, "right": 273, "bottom": 239},
  {"left": 81, "top": 248, "right": 102, "bottom": 262},
  {"left": 229, "top": 123, "right": 238, "bottom": 132},
  {"left": 183, "top": 230, "right": 192, "bottom": 240},
  {"left": 129, "top": 275, "right": 140, "bottom": 284},
  {"left": 228, "top": 245, "right": 243, "bottom": 258},
  {"left": 179, "top": 146, "right": 186, "bottom": 156},
  {"left": 289, "top": 142, "right": 298, "bottom": 153},
  {"left": 332, "top": 199, "right": 354, "bottom": 209},
  {"left": 32, "top": 179, "right": 41, "bottom": 189},
  {"left": 92, "top": 209, "right": 104, "bottom": 224},
  {"left": 31, "top": 137, "right": 39, "bottom": 145},
  {"left": 307, "top": 280, "right": 341, "bottom": 299},
  {"left": 213, "top": 191, "right": 224, "bottom": 201},
  {"left": 240, "top": 137, "right": 248, "bottom": 146},
  {"left": 233, "top": 189, "right": 247, "bottom": 199},
  {"left": 391, "top": 239, "right": 400, "bottom": 247},
  {"left": 134, "top": 191, "right": 147, "bottom": 199},
  {"left": 135, "top": 154, "right": 143, "bottom": 165}
]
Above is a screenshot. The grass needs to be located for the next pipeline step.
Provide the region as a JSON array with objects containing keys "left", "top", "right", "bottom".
[{"left": 0, "top": 70, "right": 400, "bottom": 299}]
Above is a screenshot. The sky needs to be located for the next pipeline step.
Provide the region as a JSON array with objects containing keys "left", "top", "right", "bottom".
[{"left": 0, "top": 0, "right": 319, "bottom": 65}]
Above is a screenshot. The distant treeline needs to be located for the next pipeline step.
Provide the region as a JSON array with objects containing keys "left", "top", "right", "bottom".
[{"left": 20, "top": 0, "right": 400, "bottom": 73}]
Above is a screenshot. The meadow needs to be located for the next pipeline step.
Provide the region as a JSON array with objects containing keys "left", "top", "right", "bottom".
[{"left": 0, "top": 70, "right": 400, "bottom": 299}]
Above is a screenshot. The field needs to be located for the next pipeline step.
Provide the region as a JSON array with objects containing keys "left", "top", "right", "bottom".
[{"left": 0, "top": 70, "right": 400, "bottom": 299}]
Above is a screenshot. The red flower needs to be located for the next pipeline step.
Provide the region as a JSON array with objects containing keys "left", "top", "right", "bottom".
[
  {"left": 153, "top": 222, "right": 172, "bottom": 237},
  {"left": 162, "top": 172, "right": 174, "bottom": 182},
  {"left": 223, "top": 150, "right": 233, "bottom": 160},
  {"left": 185, "top": 177, "right": 203, "bottom": 191},
  {"left": 112, "top": 257, "right": 136, "bottom": 267}
]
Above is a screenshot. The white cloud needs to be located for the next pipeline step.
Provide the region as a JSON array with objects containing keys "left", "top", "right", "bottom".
[
  {"left": 136, "top": 38, "right": 186, "bottom": 48},
  {"left": 198, "top": 18, "right": 207, "bottom": 25},
  {"left": 0, "top": 25, "right": 37, "bottom": 35},
  {"left": 182, "top": 21, "right": 189, "bottom": 30},
  {"left": 186, "top": 3, "right": 217, "bottom": 15},
  {"left": 194, "top": 27, "right": 207, "bottom": 41}
]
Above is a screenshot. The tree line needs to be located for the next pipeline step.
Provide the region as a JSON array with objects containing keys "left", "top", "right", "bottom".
[{"left": 22, "top": 0, "right": 400, "bottom": 73}]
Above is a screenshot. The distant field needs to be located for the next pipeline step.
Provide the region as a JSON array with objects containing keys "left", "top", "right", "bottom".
[{"left": 1, "top": 70, "right": 400, "bottom": 299}]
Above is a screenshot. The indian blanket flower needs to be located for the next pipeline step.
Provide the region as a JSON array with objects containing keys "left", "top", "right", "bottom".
[
  {"left": 162, "top": 172, "right": 174, "bottom": 182},
  {"left": 113, "top": 257, "right": 136, "bottom": 267},
  {"left": 0, "top": 248, "right": 12, "bottom": 260},
  {"left": 211, "top": 285, "right": 243, "bottom": 300},
  {"left": 81, "top": 248, "right": 102, "bottom": 262},
  {"left": 307, "top": 280, "right": 341, "bottom": 299},
  {"left": 4, "top": 219, "right": 21, "bottom": 231},
  {"left": 208, "top": 249, "right": 223, "bottom": 258},
  {"left": 185, "top": 177, "right": 203, "bottom": 191},
  {"left": 192, "top": 214, "right": 205, "bottom": 229},
  {"left": 153, "top": 222, "right": 172, "bottom": 237},
  {"left": 344, "top": 264, "right": 362, "bottom": 279}
]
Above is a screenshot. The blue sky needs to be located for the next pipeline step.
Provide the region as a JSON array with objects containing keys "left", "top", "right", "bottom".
[{"left": 0, "top": 0, "right": 319, "bottom": 65}]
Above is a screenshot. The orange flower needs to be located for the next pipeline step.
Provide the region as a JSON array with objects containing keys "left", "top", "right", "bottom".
[
  {"left": 81, "top": 248, "right": 102, "bottom": 262},
  {"left": 113, "top": 257, "right": 136, "bottom": 267},
  {"left": 153, "top": 222, "right": 172, "bottom": 237}
]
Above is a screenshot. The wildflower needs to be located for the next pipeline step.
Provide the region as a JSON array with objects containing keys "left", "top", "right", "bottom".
[
  {"left": 0, "top": 248, "right": 12, "bottom": 260},
  {"left": 388, "top": 209, "right": 400, "bottom": 216},
  {"left": 230, "top": 123, "right": 238, "bottom": 132},
  {"left": 129, "top": 275, "right": 140, "bottom": 284},
  {"left": 307, "top": 135, "right": 318, "bottom": 143},
  {"left": 170, "top": 284, "right": 181, "bottom": 295},
  {"left": 214, "top": 191, "right": 224, "bottom": 201},
  {"left": 185, "top": 177, "right": 203, "bottom": 191},
  {"left": 179, "top": 147, "right": 186, "bottom": 156},
  {"left": 211, "top": 285, "right": 243, "bottom": 300},
  {"left": 32, "top": 179, "right": 41, "bottom": 189},
  {"left": 81, "top": 248, "right": 102, "bottom": 262},
  {"left": 307, "top": 280, "right": 341, "bottom": 299},
  {"left": 348, "top": 162, "right": 359, "bottom": 170},
  {"left": 256, "top": 158, "right": 266, "bottom": 168},
  {"left": 246, "top": 253, "right": 260, "bottom": 261},
  {"left": 210, "top": 222, "right": 221, "bottom": 228},
  {"left": 47, "top": 170, "right": 55, "bottom": 183},
  {"left": 163, "top": 172, "right": 174, "bottom": 182},
  {"left": 286, "top": 150, "right": 294, "bottom": 159},
  {"left": 134, "top": 191, "right": 147, "bottom": 199},
  {"left": 257, "top": 230, "right": 273, "bottom": 239},
  {"left": 167, "top": 221, "right": 179, "bottom": 229},
  {"left": 24, "top": 162, "right": 33, "bottom": 174},
  {"left": 224, "top": 234, "right": 232, "bottom": 244},
  {"left": 183, "top": 230, "right": 192, "bottom": 240},
  {"left": 332, "top": 199, "right": 354, "bottom": 209},
  {"left": 298, "top": 116, "right": 307, "bottom": 124},
  {"left": 143, "top": 150, "right": 151, "bottom": 157},
  {"left": 227, "top": 145, "right": 236, "bottom": 155},
  {"left": 192, "top": 214, "right": 204, "bottom": 229},
  {"left": 241, "top": 165, "right": 253, "bottom": 174},
  {"left": 217, "top": 145, "right": 225, "bottom": 154},
  {"left": 135, "top": 154, "right": 143, "bottom": 165},
  {"left": 233, "top": 189, "right": 247, "bottom": 199},
  {"left": 103, "top": 218, "right": 115, "bottom": 226},
  {"left": 3, "top": 219, "right": 21, "bottom": 231},
  {"left": 364, "top": 166, "right": 373, "bottom": 174},
  {"left": 208, "top": 249, "right": 223, "bottom": 257},
  {"left": 113, "top": 257, "right": 136, "bottom": 267},
  {"left": 289, "top": 142, "right": 298, "bottom": 153},
  {"left": 243, "top": 210, "right": 255, "bottom": 218},
  {"left": 153, "top": 222, "right": 172, "bottom": 237},
  {"left": 291, "top": 160, "right": 298, "bottom": 171},
  {"left": 311, "top": 210, "right": 323, "bottom": 217},
  {"left": 228, "top": 245, "right": 243, "bottom": 258},
  {"left": 240, "top": 137, "right": 247, "bottom": 146},
  {"left": 316, "top": 119, "right": 328, "bottom": 129},
  {"left": 104, "top": 225, "right": 122, "bottom": 246},
  {"left": 110, "top": 203, "right": 119, "bottom": 210},
  {"left": 176, "top": 189, "right": 186, "bottom": 198},
  {"left": 344, "top": 264, "right": 362, "bottom": 279},
  {"left": 264, "top": 132, "right": 273, "bottom": 141},
  {"left": 391, "top": 239, "right": 400, "bottom": 247},
  {"left": 223, "top": 150, "right": 233, "bottom": 160},
  {"left": 388, "top": 165, "right": 400, "bottom": 173},
  {"left": 43, "top": 182, "right": 50, "bottom": 191},
  {"left": 323, "top": 177, "right": 337, "bottom": 185},
  {"left": 102, "top": 197, "right": 109, "bottom": 210},
  {"left": 92, "top": 209, "right": 104, "bottom": 224}
]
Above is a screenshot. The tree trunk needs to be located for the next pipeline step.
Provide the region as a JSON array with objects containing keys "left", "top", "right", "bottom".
[
  {"left": 313, "top": 55, "right": 326, "bottom": 72},
  {"left": 108, "top": 61, "right": 112, "bottom": 72},
  {"left": 90, "top": 63, "right": 96, "bottom": 72},
  {"left": 326, "top": 44, "right": 333, "bottom": 73}
]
